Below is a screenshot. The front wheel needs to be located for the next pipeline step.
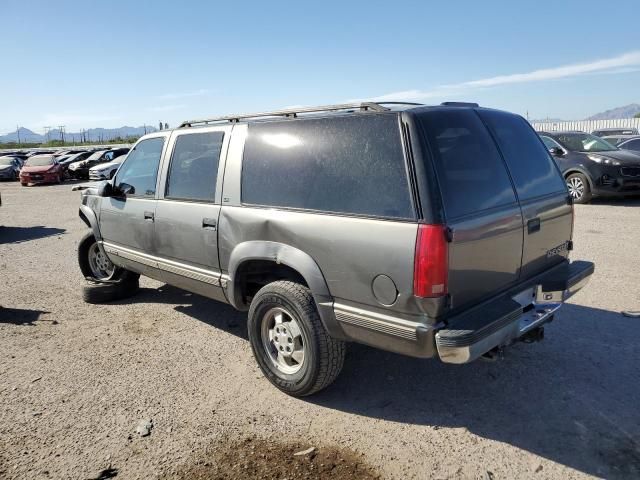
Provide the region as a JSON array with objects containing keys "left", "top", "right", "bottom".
[
  {"left": 248, "top": 281, "right": 346, "bottom": 397},
  {"left": 566, "top": 173, "right": 592, "bottom": 204}
]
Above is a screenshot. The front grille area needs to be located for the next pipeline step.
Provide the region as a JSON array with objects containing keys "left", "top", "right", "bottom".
[{"left": 621, "top": 167, "right": 640, "bottom": 177}]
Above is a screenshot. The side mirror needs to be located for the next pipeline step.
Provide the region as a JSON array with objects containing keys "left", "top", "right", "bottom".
[
  {"left": 97, "top": 181, "right": 114, "bottom": 197},
  {"left": 549, "top": 147, "right": 564, "bottom": 156},
  {"left": 119, "top": 183, "right": 135, "bottom": 196}
]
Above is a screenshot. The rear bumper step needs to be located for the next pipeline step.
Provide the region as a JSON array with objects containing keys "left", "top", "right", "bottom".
[{"left": 436, "top": 260, "right": 594, "bottom": 364}]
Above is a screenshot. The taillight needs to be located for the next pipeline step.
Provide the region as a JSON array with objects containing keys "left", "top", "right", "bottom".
[{"left": 414, "top": 224, "right": 448, "bottom": 298}]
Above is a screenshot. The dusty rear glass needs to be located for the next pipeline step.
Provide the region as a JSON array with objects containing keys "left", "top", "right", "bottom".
[
  {"left": 417, "top": 109, "right": 517, "bottom": 219},
  {"left": 242, "top": 114, "right": 414, "bottom": 219},
  {"left": 479, "top": 110, "right": 567, "bottom": 201}
]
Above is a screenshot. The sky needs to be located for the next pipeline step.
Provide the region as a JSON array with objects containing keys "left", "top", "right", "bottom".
[{"left": 1, "top": 0, "right": 640, "bottom": 134}]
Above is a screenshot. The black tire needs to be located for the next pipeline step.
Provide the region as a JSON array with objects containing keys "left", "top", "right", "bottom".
[
  {"left": 82, "top": 277, "right": 140, "bottom": 304},
  {"left": 247, "top": 281, "right": 346, "bottom": 397},
  {"left": 20, "top": 182, "right": 27, "bottom": 187},
  {"left": 566, "top": 173, "right": 592, "bottom": 204},
  {"left": 78, "top": 231, "right": 139, "bottom": 289}
]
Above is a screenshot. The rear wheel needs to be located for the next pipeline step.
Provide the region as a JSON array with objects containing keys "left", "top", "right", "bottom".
[
  {"left": 248, "top": 281, "right": 346, "bottom": 397},
  {"left": 20, "top": 182, "right": 27, "bottom": 187},
  {"left": 566, "top": 173, "right": 592, "bottom": 204}
]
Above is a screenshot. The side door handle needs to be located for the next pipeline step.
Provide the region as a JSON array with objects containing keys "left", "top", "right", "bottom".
[
  {"left": 202, "top": 218, "right": 217, "bottom": 230},
  {"left": 527, "top": 217, "right": 541, "bottom": 234},
  {"left": 144, "top": 211, "right": 155, "bottom": 222}
]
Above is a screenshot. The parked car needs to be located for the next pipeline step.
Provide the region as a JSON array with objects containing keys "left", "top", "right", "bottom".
[
  {"left": 19, "top": 154, "right": 64, "bottom": 185},
  {"left": 68, "top": 148, "right": 129, "bottom": 179},
  {"left": 59, "top": 151, "right": 93, "bottom": 177},
  {"left": 616, "top": 135, "right": 640, "bottom": 153},
  {"left": 0, "top": 156, "right": 22, "bottom": 180},
  {"left": 77, "top": 102, "right": 594, "bottom": 396},
  {"left": 540, "top": 131, "right": 640, "bottom": 203},
  {"left": 592, "top": 127, "right": 639, "bottom": 137},
  {"left": 89, "top": 156, "right": 126, "bottom": 180},
  {"left": 600, "top": 135, "right": 631, "bottom": 145}
]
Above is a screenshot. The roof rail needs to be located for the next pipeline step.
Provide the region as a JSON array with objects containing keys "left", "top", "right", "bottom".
[
  {"left": 441, "top": 101, "right": 479, "bottom": 107},
  {"left": 179, "top": 102, "right": 390, "bottom": 128}
]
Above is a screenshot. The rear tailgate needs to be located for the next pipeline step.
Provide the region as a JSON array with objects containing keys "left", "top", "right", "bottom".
[{"left": 477, "top": 109, "right": 573, "bottom": 279}]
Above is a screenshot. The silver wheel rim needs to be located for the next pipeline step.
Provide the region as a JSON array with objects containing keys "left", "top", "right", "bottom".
[
  {"left": 260, "top": 307, "right": 305, "bottom": 375},
  {"left": 88, "top": 243, "right": 115, "bottom": 280},
  {"left": 567, "top": 177, "right": 585, "bottom": 200}
]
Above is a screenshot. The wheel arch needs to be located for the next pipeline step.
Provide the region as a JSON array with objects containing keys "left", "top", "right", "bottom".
[
  {"left": 79, "top": 205, "right": 102, "bottom": 240},
  {"left": 226, "top": 241, "right": 346, "bottom": 339},
  {"left": 564, "top": 168, "right": 594, "bottom": 189}
]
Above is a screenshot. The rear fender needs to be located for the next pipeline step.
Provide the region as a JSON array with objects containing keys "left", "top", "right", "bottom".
[{"left": 227, "top": 241, "right": 346, "bottom": 339}]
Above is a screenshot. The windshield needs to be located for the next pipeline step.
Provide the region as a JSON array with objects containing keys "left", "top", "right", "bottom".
[
  {"left": 25, "top": 155, "right": 55, "bottom": 166},
  {"left": 554, "top": 133, "right": 617, "bottom": 152},
  {"left": 0, "top": 157, "right": 15, "bottom": 165}
]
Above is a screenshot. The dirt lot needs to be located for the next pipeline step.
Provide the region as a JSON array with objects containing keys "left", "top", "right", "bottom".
[{"left": 1, "top": 181, "right": 639, "bottom": 480}]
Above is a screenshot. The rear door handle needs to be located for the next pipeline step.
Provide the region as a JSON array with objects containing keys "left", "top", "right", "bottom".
[
  {"left": 202, "top": 218, "right": 217, "bottom": 230},
  {"left": 144, "top": 211, "right": 155, "bottom": 222},
  {"left": 527, "top": 217, "right": 541, "bottom": 234}
]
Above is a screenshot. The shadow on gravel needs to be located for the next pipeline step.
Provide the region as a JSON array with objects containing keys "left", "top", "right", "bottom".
[
  {"left": 114, "top": 284, "right": 248, "bottom": 340},
  {"left": 0, "top": 225, "right": 66, "bottom": 244},
  {"left": 307, "top": 303, "right": 640, "bottom": 479},
  {"left": 0, "top": 307, "right": 50, "bottom": 325},
  {"left": 588, "top": 197, "right": 640, "bottom": 207},
  {"left": 107, "top": 285, "right": 640, "bottom": 478}
]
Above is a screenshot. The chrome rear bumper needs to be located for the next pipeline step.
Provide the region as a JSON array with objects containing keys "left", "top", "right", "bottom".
[{"left": 436, "top": 260, "right": 594, "bottom": 364}]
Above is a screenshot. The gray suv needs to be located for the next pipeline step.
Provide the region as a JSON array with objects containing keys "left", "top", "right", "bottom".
[{"left": 77, "top": 102, "right": 594, "bottom": 396}]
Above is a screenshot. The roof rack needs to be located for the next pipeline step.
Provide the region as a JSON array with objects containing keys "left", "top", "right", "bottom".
[
  {"left": 179, "top": 102, "right": 391, "bottom": 128},
  {"left": 441, "top": 101, "right": 479, "bottom": 107}
]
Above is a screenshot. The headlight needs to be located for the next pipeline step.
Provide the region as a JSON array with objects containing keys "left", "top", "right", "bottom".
[{"left": 588, "top": 155, "right": 620, "bottom": 166}]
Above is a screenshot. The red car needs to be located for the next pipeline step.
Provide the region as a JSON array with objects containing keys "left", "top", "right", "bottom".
[{"left": 20, "top": 155, "right": 64, "bottom": 186}]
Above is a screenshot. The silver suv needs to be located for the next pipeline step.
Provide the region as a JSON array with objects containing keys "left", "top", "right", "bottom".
[{"left": 78, "top": 102, "right": 594, "bottom": 396}]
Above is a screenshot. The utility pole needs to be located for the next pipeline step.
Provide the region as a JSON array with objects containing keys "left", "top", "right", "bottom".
[
  {"left": 16, "top": 125, "right": 21, "bottom": 145},
  {"left": 44, "top": 126, "right": 51, "bottom": 143},
  {"left": 58, "top": 125, "right": 66, "bottom": 143},
  {"left": 143, "top": 123, "right": 147, "bottom": 135}
]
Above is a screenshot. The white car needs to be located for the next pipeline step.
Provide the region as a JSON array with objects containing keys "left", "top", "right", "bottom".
[{"left": 88, "top": 157, "right": 125, "bottom": 181}]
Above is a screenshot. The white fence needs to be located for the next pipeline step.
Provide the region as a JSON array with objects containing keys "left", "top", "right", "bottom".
[{"left": 531, "top": 118, "right": 640, "bottom": 133}]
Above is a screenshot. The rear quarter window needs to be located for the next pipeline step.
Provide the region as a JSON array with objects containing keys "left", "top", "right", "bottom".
[
  {"left": 417, "top": 109, "right": 518, "bottom": 220},
  {"left": 478, "top": 110, "right": 567, "bottom": 201},
  {"left": 241, "top": 114, "right": 414, "bottom": 219}
]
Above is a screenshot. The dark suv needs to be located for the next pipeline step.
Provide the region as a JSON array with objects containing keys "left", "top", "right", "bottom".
[
  {"left": 540, "top": 131, "right": 640, "bottom": 203},
  {"left": 77, "top": 102, "right": 594, "bottom": 396}
]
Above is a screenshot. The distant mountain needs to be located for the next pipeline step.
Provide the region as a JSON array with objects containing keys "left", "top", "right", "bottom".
[
  {"left": 0, "top": 125, "right": 157, "bottom": 144},
  {"left": 586, "top": 103, "right": 640, "bottom": 120},
  {"left": 0, "top": 127, "right": 44, "bottom": 143}
]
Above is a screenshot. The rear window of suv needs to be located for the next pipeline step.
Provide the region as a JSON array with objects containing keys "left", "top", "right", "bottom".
[
  {"left": 242, "top": 114, "right": 414, "bottom": 219},
  {"left": 417, "top": 109, "right": 517, "bottom": 219},
  {"left": 478, "top": 110, "right": 567, "bottom": 201}
]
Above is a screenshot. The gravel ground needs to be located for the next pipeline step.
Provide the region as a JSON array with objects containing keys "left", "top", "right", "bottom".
[{"left": 0, "top": 181, "right": 639, "bottom": 480}]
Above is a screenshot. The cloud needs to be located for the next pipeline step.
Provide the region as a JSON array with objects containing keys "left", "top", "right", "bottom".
[
  {"left": 157, "top": 89, "right": 211, "bottom": 100},
  {"left": 357, "top": 50, "right": 640, "bottom": 103},
  {"left": 148, "top": 104, "right": 186, "bottom": 112}
]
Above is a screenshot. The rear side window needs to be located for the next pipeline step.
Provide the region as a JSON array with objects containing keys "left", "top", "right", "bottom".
[
  {"left": 242, "top": 115, "right": 413, "bottom": 219},
  {"left": 478, "top": 110, "right": 566, "bottom": 200},
  {"left": 417, "top": 109, "right": 517, "bottom": 219},
  {"left": 166, "top": 132, "right": 224, "bottom": 202}
]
